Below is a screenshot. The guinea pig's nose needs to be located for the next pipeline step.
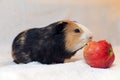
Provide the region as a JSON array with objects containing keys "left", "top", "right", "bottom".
[
  {"left": 89, "top": 36, "right": 93, "bottom": 39},
  {"left": 89, "top": 36, "right": 93, "bottom": 40}
]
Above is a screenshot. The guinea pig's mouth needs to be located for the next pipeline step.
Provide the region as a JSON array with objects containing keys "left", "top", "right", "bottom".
[
  {"left": 75, "top": 43, "right": 88, "bottom": 52},
  {"left": 81, "top": 43, "right": 88, "bottom": 49},
  {"left": 73, "top": 38, "right": 92, "bottom": 52}
]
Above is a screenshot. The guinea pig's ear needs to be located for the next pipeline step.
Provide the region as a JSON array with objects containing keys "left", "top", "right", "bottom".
[{"left": 55, "top": 21, "right": 68, "bottom": 32}]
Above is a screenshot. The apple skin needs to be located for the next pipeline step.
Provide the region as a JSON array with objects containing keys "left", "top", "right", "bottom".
[{"left": 83, "top": 40, "right": 115, "bottom": 68}]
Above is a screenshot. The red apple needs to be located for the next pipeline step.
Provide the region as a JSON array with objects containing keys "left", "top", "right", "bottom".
[{"left": 83, "top": 40, "right": 115, "bottom": 68}]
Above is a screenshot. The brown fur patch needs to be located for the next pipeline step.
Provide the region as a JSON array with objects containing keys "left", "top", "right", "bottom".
[
  {"left": 12, "top": 30, "right": 28, "bottom": 60},
  {"left": 63, "top": 20, "right": 84, "bottom": 51},
  {"left": 19, "top": 30, "right": 28, "bottom": 45}
]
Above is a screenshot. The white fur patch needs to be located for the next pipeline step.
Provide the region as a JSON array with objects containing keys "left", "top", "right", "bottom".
[
  {"left": 75, "top": 23, "right": 93, "bottom": 39},
  {"left": 73, "top": 23, "right": 93, "bottom": 51}
]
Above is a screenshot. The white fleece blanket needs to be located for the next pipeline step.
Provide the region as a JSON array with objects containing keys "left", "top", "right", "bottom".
[{"left": 0, "top": 45, "right": 120, "bottom": 80}]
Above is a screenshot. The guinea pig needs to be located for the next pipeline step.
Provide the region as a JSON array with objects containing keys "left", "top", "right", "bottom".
[{"left": 12, "top": 20, "right": 93, "bottom": 64}]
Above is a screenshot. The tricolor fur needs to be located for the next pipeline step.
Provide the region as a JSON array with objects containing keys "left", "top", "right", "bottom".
[{"left": 12, "top": 20, "right": 93, "bottom": 64}]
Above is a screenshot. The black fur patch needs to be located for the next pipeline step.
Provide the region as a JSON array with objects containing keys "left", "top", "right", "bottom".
[{"left": 12, "top": 21, "right": 76, "bottom": 64}]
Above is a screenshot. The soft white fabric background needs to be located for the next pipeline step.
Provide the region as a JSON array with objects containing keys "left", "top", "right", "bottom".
[{"left": 0, "top": 0, "right": 120, "bottom": 80}]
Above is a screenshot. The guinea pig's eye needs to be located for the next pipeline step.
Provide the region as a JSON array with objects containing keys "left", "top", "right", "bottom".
[{"left": 74, "top": 29, "right": 80, "bottom": 33}]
